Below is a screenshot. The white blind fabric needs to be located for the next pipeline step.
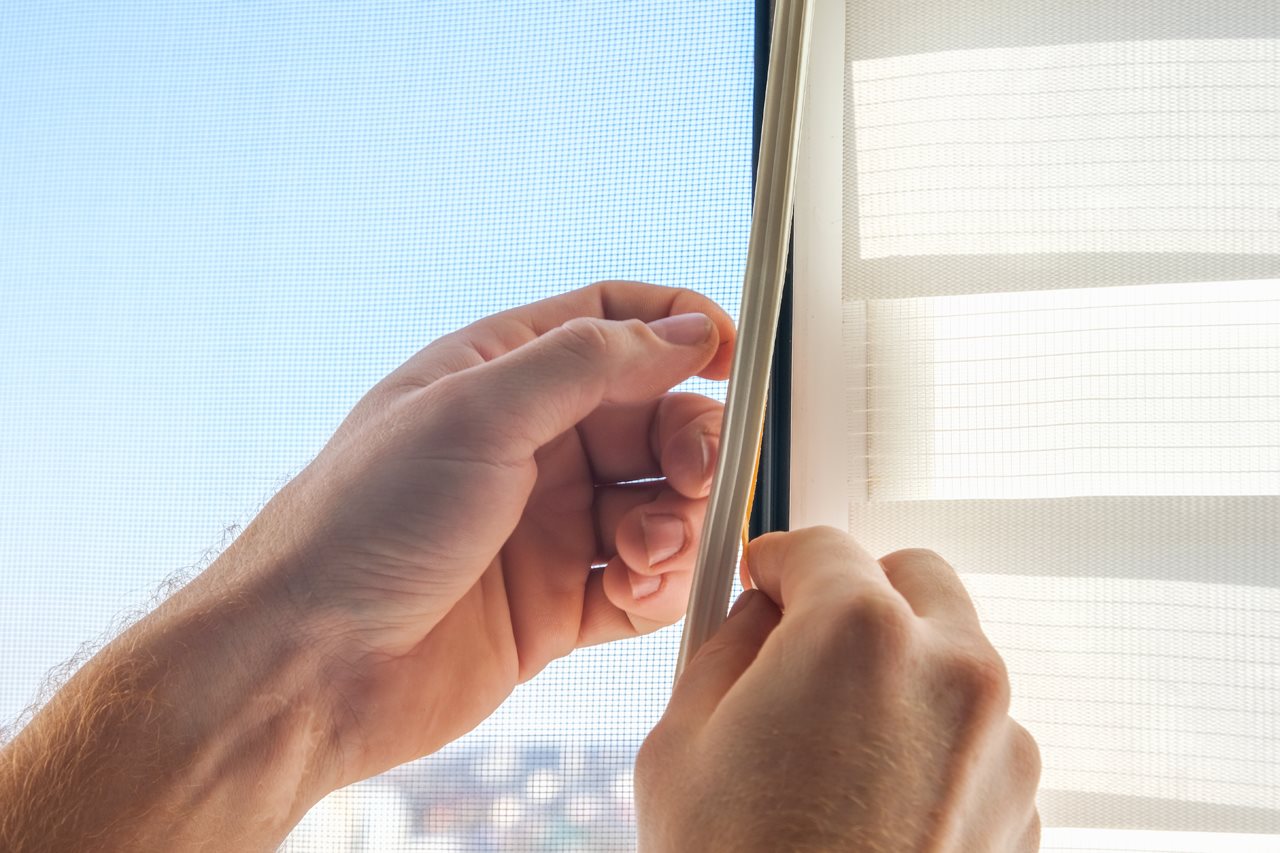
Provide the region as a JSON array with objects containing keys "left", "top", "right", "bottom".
[
  {"left": 791, "top": 0, "right": 1280, "bottom": 847},
  {"left": 863, "top": 280, "right": 1280, "bottom": 501},
  {"left": 851, "top": 39, "right": 1280, "bottom": 259}
]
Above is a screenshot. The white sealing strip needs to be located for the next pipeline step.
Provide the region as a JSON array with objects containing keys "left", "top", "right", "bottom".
[{"left": 676, "top": 0, "right": 815, "bottom": 679}]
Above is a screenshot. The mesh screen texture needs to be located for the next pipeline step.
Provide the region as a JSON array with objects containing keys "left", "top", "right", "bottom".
[{"left": 0, "top": 3, "right": 753, "bottom": 850}]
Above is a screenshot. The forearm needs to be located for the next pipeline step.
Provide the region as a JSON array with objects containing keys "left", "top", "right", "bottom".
[{"left": 0, "top": 552, "right": 339, "bottom": 853}]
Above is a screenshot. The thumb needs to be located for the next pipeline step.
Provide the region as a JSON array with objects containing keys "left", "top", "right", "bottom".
[
  {"left": 441, "top": 313, "right": 720, "bottom": 462},
  {"left": 663, "top": 590, "right": 781, "bottom": 729}
]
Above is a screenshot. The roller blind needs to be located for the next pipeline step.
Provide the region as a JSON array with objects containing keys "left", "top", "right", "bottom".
[{"left": 792, "top": 0, "right": 1278, "bottom": 849}]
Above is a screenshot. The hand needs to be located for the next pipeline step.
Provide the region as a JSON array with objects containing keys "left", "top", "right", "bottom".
[
  {"left": 229, "top": 281, "right": 735, "bottom": 789},
  {"left": 636, "top": 527, "right": 1041, "bottom": 852}
]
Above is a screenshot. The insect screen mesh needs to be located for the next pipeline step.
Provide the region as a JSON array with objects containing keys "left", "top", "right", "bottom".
[{"left": 0, "top": 3, "right": 753, "bottom": 850}]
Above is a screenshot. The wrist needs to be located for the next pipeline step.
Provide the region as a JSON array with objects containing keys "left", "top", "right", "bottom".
[
  {"left": 144, "top": 561, "right": 347, "bottom": 848},
  {"left": 0, "top": 544, "right": 346, "bottom": 853},
  {"left": 159, "top": 541, "right": 349, "bottom": 811}
]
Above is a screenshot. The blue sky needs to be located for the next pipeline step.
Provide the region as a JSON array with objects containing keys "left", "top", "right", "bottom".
[{"left": 0, "top": 1, "right": 753, "bottom": 730}]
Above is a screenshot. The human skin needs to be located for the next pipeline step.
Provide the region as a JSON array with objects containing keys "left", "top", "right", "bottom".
[
  {"left": 0, "top": 281, "right": 735, "bottom": 852},
  {"left": 0, "top": 282, "right": 1042, "bottom": 852},
  {"left": 637, "top": 527, "right": 1042, "bottom": 853}
]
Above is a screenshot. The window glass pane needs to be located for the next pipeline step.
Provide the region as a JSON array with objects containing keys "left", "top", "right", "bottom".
[{"left": 0, "top": 3, "right": 753, "bottom": 850}]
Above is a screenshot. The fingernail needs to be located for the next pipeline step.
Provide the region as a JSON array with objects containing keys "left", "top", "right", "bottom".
[
  {"left": 649, "top": 313, "right": 712, "bottom": 346},
  {"left": 630, "top": 570, "right": 663, "bottom": 601},
  {"left": 727, "top": 589, "right": 757, "bottom": 617},
  {"left": 642, "top": 513, "right": 687, "bottom": 567}
]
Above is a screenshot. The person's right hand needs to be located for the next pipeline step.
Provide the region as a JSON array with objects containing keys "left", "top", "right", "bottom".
[{"left": 636, "top": 527, "right": 1041, "bottom": 852}]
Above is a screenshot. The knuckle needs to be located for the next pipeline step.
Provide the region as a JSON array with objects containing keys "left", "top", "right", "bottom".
[
  {"left": 669, "top": 285, "right": 700, "bottom": 303},
  {"left": 1009, "top": 720, "right": 1043, "bottom": 789},
  {"left": 945, "top": 644, "right": 1012, "bottom": 717},
  {"left": 881, "top": 547, "right": 949, "bottom": 572},
  {"left": 423, "top": 369, "right": 469, "bottom": 409},
  {"left": 620, "top": 316, "right": 651, "bottom": 339},
  {"left": 423, "top": 371, "right": 504, "bottom": 436},
  {"left": 1022, "top": 810, "right": 1042, "bottom": 853},
  {"left": 782, "top": 526, "right": 864, "bottom": 571},
  {"left": 813, "top": 593, "right": 915, "bottom": 662},
  {"left": 636, "top": 724, "right": 672, "bottom": 786},
  {"left": 414, "top": 371, "right": 480, "bottom": 431},
  {"left": 688, "top": 635, "right": 740, "bottom": 670},
  {"left": 795, "top": 524, "right": 852, "bottom": 549},
  {"left": 843, "top": 592, "right": 913, "bottom": 634},
  {"left": 556, "top": 316, "right": 613, "bottom": 362}
]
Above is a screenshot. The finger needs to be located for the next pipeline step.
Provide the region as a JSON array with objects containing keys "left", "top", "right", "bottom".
[
  {"left": 593, "top": 482, "right": 665, "bottom": 561},
  {"left": 611, "top": 488, "right": 708, "bottom": 585},
  {"left": 427, "top": 314, "right": 721, "bottom": 465},
  {"left": 576, "top": 561, "right": 694, "bottom": 646},
  {"left": 601, "top": 557, "right": 694, "bottom": 633},
  {"left": 745, "top": 526, "right": 896, "bottom": 615},
  {"left": 878, "top": 548, "right": 982, "bottom": 628},
  {"left": 491, "top": 281, "right": 735, "bottom": 379},
  {"left": 595, "top": 483, "right": 708, "bottom": 572},
  {"left": 578, "top": 569, "right": 633, "bottom": 647},
  {"left": 586, "top": 487, "right": 708, "bottom": 639},
  {"left": 985, "top": 721, "right": 1042, "bottom": 852},
  {"left": 1017, "top": 811, "right": 1042, "bottom": 853},
  {"left": 398, "top": 281, "right": 736, "bottom": 387},
  {"left": 663, "top": 590, "right": 781, "bottom": 726},
  {"left": 576, "top": 393, "right": 722, "bottom": 496},
  {"left": 657, "top": 405, "right": 721, "bottom": 499},
  {"left": 1005, "top": 719, "right": 1043, "bottom": 796}
]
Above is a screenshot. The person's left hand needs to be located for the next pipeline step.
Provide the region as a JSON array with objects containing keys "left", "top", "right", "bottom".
[{"left": 216, "top": 281, "right": 733, "bottom": 789}]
